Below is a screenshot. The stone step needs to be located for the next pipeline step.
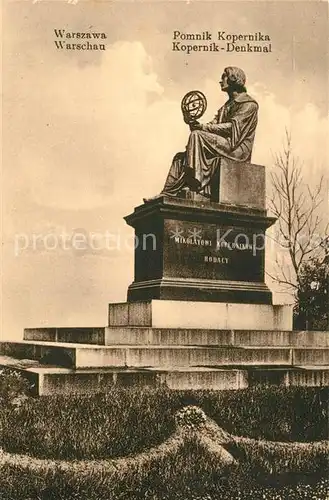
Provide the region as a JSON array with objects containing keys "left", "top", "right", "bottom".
[
  {"left": 108, "top": 300, "right": 293, "bottom": 330},
  {"left": 293, "top": 348, "right": 329, "bottom": 366},
  {"left": 23, "top": 327, "right": 329, "bottom": 348},
  {"left": 289, "top": 366, "right": 329, "bottom": 386},
  {"left": 290, "top": 331, "right": 329, "bottom": 347},
  {"left": 1, "top": 355, "right": 328, "bottom": 395},
  {"left": 248, "top": 365, "right": 329, "bottom": 387},
  {"left": 0, "top": 341, "right": 126, "bottom": 369},
  {"left": 104, "top": 328, "right": 329, "bottom": 348},
  {"left": 4, "top": 340, "right": 329, "bottom": 369},
  {"left": 0, "top": 355, "right": 248, "bottom": 394},
  {"left": 2, "top": 341, "right": 328, "bottom": 370},
  {"left": 152, "top": 367, "right": 248, "bottom": 390},
  {"left": 0, "top": 355, "right": 157, "bottom": 395},
  {"left": 0, "top": 340, "right": 291, "bottom": 368},
  {"left": 24, "top": 327, "right": 106, "bottom": 345}
]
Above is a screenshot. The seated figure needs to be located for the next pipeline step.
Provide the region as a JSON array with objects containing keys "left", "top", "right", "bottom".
[{"left": 161, "top": 67, "right": 259, "bottom": 199}]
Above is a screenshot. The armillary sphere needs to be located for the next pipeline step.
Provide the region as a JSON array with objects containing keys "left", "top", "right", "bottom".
[{"left": 181, "top": 90, "right": 207, "bottom": 124}]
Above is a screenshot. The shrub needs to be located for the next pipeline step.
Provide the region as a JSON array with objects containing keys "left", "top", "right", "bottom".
[
  {"left": 0, "top": 368, "right": 32, "bottom": 405},
  {"left": 175, "top": 405, "right": 207, "bottom": 429}
]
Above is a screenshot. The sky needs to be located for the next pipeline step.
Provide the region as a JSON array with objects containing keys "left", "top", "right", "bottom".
[{"left": 2, "top": 0, "right": 328, "bottom": 339}]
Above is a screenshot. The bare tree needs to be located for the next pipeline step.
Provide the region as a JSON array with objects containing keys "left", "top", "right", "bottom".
[{"left": 267, "top": 131, "right": 328, "bottom": 295}]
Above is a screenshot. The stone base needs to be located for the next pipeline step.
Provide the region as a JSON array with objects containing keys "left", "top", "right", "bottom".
[
  {"left": 127, "top": 277, "right": 272, "bottom": 304},
  {"left": 109, "top": 300, "right": 293, "bottom": 331},
  {"left": 2, "top": 313, "right": 329, "bottom": 394}
]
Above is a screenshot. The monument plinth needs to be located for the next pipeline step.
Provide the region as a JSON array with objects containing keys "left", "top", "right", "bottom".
[{"left": 125, "top": 163, "right": 276, "bottom": 304}]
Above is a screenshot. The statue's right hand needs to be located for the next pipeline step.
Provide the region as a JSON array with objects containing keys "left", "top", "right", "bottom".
[{"left": 189, "top": 121, "right": 202, "bottom": 131}]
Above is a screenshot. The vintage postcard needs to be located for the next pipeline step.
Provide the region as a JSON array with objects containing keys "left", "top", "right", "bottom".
[{"left": 1, "top": 0, "right": 328, "bottom": 499}]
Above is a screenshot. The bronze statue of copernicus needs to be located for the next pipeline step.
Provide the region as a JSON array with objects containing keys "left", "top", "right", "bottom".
[{"left": 161, "top": 67, "right": 259, "bottom": 198}]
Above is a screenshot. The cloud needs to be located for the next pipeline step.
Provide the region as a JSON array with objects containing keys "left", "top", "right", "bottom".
[{"left": 6, "top": 41, "right": 189, "bottom": 213}]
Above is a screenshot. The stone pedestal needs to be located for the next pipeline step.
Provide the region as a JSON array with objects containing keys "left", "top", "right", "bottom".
[
  {"left": 108, "top": 300, "right": 293, "bottom": 330},
  {"left": 125, "top": 196, "right": 276, "bottom": 304}
]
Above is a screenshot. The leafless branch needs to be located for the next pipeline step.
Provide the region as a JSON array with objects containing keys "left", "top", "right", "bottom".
[{"left": 269, "top": 132, "right": 327, "bottom": 295}]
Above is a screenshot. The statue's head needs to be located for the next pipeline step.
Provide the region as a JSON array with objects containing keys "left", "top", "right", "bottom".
[{"left": 220, "top": 67, "right": 247, "bottom": 93}]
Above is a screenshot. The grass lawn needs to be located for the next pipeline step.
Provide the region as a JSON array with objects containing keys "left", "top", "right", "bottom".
[{"left": 0, "top": 371, "right": 328, "bottom": 499}]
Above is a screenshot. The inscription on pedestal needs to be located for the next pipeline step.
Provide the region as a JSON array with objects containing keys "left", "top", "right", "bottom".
[
  {"left": 125, "top": 197, "right": 275, "bottom": 303},
  {"left": 164, "top": 219, "right": 265, "bottom": 282}
]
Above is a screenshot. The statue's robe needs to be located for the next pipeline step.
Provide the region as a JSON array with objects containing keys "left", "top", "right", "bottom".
[{"left": 162, "top": 92, "right": 258, "bottom": 196}]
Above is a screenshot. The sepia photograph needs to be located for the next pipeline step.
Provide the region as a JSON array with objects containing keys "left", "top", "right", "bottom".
[{"left": 1, "top": 0, "right": 328, "bottom": 498}]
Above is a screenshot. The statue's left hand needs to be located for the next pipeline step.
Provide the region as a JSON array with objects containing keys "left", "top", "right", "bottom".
[{"left": 183, "top": 112, "right": 191, "bottom": 124}]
